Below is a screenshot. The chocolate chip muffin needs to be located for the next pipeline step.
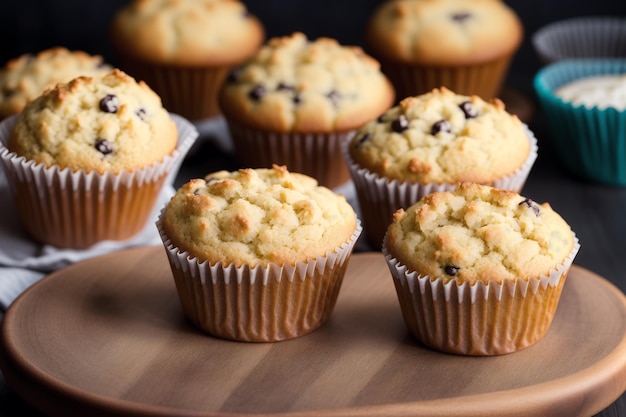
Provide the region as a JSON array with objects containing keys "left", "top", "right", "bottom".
[
  {"left": 0, "top": 47, "right": 112, "bottom": 119},
  {"left": 161, "top": 165, "right": 358, "bottom": 267},
  {"left": 9, "top": 69, "right": 177, "bottom": 174},
  {"left": 0, "top": 69, "right": 198, "bottom": 249},
  {"left": 364, "top": 0, "right": 523, "bottom": 100},
  {"left": 343, "top": 87, "right": 537, "bottom": 248},
  {"left": 110, "top": 0, "right": 265, "bottom": 121},
  {"left": 349, "top": 87, "right": 531, "bottom": 184},
  {"left": 157, "top": 164, "right": 362, "bottom": 342},
  {"left": 384, "top": 182, "right": 579, "bottom": 355},
  {"left": 218, "top": 32, "right": 395, "bottom": 189}
]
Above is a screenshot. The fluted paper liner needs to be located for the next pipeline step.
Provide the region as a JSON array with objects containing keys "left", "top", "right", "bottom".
[
  {"left": 343, "top": 125, "right": 538, "bottom": 248},
  {"left": 157, "top": 214, "right": 363, "bottom": 342},
  {"left": 534, "top": 59, "right": 626, "bottom": 186},
  {"left": 0, "top": 114, "right": 198, "bottom": 249},
  {"left": 379, "top": 54, "right": 514, "bottom": 101},
  {"left": 383, "top": 235, "right": 580, "bottom": 356},
  {"left": 532, "top": 17, "right": 626, "bottom": 64},
  {"left": 117, "top": 58, "right": 231, "bottom": 121},
  {"left": 226, "top": 120, "right": 354, "bottom": 189}
]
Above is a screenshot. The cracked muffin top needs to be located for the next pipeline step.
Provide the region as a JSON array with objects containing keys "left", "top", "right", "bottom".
[
  {"left": 8, "top": 69, "right": 177, "bottom": 174},
  {"left": 218, "top": 32, "right": 395, "bottom": 133},
  {"left": 364, "top": 0, "right": 523, "bottom": 66},
  {"left": 110, "top": 0, "right": 264, "bottom": 66},
  {"left": 384, "top": 182, "right": 576, "bottom": 284},
  {"left": 161, "top": 165, "right": 358, "bottom": 267},
  {"left": 347, "top": 87, "right": 530, "bottom": 184},
  {"left": 0, "top": 47, "right": 112, "bottom": 118}
]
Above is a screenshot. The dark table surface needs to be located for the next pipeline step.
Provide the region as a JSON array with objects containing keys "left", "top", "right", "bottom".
[{"left": 1, "top": 90, "right": 626, "bottom": 416}]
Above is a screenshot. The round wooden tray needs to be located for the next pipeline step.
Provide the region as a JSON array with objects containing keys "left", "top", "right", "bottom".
[{"left": 2, "top": 247, "right": 626, "bottom": 417}]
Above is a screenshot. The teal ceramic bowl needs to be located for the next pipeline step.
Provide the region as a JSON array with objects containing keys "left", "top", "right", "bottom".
[{"left": 534, "top": 59, "right": 626, "bottom": 186}]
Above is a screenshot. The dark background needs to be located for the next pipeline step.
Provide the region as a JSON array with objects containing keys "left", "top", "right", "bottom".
[
  {"left": 1, "top": 0, "right": 625, "bottom": 97},
  {"left": 2, "top": 3, "right": 626, "bottom": 416}
]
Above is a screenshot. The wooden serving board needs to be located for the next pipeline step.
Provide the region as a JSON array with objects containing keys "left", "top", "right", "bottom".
[{"left": 2, "top": 247, "right": 626, "bottom": 417}]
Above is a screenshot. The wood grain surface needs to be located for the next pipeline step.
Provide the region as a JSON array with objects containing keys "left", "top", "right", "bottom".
[{"left": 1, "top": 247, "right": 626, "bottom": 417}]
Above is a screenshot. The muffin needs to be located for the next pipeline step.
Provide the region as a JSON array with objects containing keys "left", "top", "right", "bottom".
[
  {"left": 383, "top": 182, "right": 580, "bottom": 355},
  {"left": 0, "top": 68, "right": 198, "bottom": 249},
  {"left": 110, "top": 0, "right": 265, "bottom": 122},
  {"left": 0, "top": 47, "right": 112, "bottom": 119},
  {"left": 532, "top": 17, "right": 626, "bottom": 64},
  {"left": 157, "top": 164, "right": 362, "bottom": 342},
  {"left": 534, "top": 59, "right": 626, "bottom": 186},
  {"left": 364, "top": 0, "right": 523, "bottom": 101},
  {"left": 218, "top": 32, "right": 395, "bottom": 190},
  {"left": 344, "top": 87, "right": 538, "bottom": 248}
]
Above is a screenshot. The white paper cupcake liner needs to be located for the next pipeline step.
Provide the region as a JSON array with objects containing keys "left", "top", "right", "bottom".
[
  {"left": 157, "top": 213, "right": 363, "bottom": 342},
  {"left": 342, "top": 125, "right": 538, "bottom": 248},
  {"left": 382, "top": 234, "right": 580, "bottom": 356},
  {"left": 0, "top": 113, "right": 198, "bottom": 249},
  {"left": 532, "top": 17, "right": 626, "bottom": 64},
  {"left": 226, "top": 120, "right": 355, "bottom": 190}
]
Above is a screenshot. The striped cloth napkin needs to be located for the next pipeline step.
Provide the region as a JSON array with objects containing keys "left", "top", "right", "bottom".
[{"left": 0, "top": 166, "right": 173, "bottom": 310}]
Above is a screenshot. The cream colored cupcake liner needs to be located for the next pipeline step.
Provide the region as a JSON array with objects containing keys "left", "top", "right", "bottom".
[
  {"left": 380, "top": 54, "right": 514, "bottom": 101},
  {"left": 343, "top": 125, "right": 538, "bottom": 248},
  {"left": 226, "top": 121, "right": 354, "bottom": 190},
  {"left": 156, "top": 213, "right": 363, "bottom": 342},
  {"left": 119, "top": 58, "right": 231, "bottom": 121},
  {"left": 0, "top": 113, "right": 198, "bottom": 249},
  {"left": 383, "top": 235, "right": 580, "bottom": 356}
]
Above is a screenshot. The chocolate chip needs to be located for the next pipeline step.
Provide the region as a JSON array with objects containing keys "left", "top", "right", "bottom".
[
  {"left": 2, "top": 87, "right": 15, "bottom": 97},
  {"left": 459, "top": 101, "right": 478, "bottom": 119},
  {"left": 99, "top": 94, "right": 119, "bottom": 113},
  {"left": 277, "top": 83, "right": 295, "bottom": 92},
  {"left": 248, "top": 84, "right": 266, "bottom": 101},
  {"left": 451, "top": 12, "right": 472, "bottom": 23},
  {"left": 227, "top": 67, "right": 241, "bottom": 83},
  {"left": 445, "top": 265, "right": 460, "bottom": 276},
  {"left": 326, "top": 90, "right": 341, "bottom": 106},
  {"left": 431, "top": 120, "right": 452, "bottom": 135},
  {"left": 95, "top": 139, "right": 113, "bottom": 155},
  {"left": 276, "top": 83, "right": 301, "bottom": 104},
  {"left": 391, "top": 114, "right": 409, "bottom": 133},
  {"left": 377, "top": 114, "right": 386, "bottom": 123},
  {"left": 354, "top": 132, "right": 371, "bottom": 148},
  {"left": 135, "top": 107, "right": 147, "bottom": 120},
  {"left": 519, "top": 198, "right": 540, "bottom": 216}
]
